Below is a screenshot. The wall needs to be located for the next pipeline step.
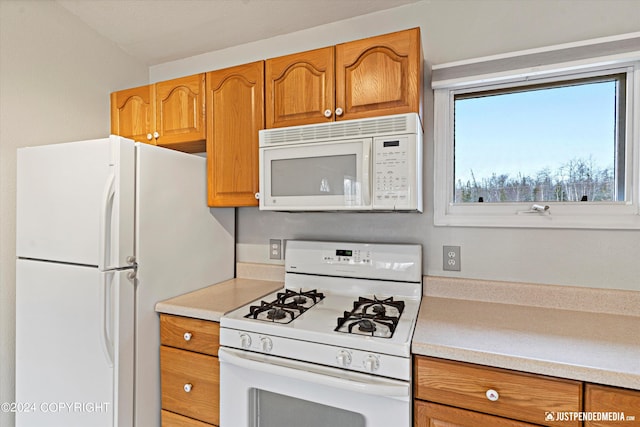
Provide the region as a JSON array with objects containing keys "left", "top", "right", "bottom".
[
  {"left": 0, "top": 1, "right": 148, "bottom": 425},
  {"left": 151, "top": 0, "right": 640, "bottom": 292}
]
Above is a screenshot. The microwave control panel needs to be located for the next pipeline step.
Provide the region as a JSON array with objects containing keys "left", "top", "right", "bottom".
[{"left": 372, "top": 135, "right": 419, "bottom": 210}]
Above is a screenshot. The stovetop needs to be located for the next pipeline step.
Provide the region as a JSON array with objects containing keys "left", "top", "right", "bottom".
[{"left": 221, "top": 287, "right": 421, "bottom": 357}]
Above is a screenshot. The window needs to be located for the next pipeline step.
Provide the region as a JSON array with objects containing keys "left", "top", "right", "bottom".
[
  {"left": 453, "top": 74, "right": 625, "bottom": 204},
  {"left": 433, "top": 40, "right": 640, "bottom": 229}
]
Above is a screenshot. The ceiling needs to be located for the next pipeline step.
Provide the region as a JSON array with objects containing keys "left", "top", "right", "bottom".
[{"left": 56, "top": 0, "right": 420, "bottom": 66}]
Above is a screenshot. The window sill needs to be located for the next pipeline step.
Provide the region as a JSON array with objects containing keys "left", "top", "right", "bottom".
[{"left": 434, "top": 207, "right": 640, "bottom": 229}]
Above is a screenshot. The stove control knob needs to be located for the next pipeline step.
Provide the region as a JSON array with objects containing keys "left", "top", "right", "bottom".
[
  {"left": 336, "top": 350, "right": 352, "bottom": 367},
  {"left": 260, "top": 337, "right": 273, "bottom": 353},
  {"left": 239, "top": 333, "right": 252, "bottom": 349},
  {"left": 363, "top": 355, "right": 380, "bottom": 372}
]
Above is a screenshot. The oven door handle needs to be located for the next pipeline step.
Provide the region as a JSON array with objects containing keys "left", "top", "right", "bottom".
[{"left": 218, "top": 347, "right": 409, "bottom": 397}]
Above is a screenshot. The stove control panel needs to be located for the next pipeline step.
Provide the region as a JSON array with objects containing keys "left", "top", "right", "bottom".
[
  {"left": 286, "top": 240, "right": 422, "bottom": 283},
  {"left": 220, "top": 329, "right": 410, "bottom": 381},
  {"left": 322, "top": 249, "right": 372, "bottom": 265}
]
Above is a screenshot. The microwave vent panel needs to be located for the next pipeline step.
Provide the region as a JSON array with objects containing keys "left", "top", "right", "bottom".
[{"left": 260, "top": 113, "right": 420, "bottom": 146}]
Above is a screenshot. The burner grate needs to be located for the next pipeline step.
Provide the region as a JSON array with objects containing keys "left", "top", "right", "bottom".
[
  {"left": 335, "top": 296, "right": 404, "bottom": 338},
  {"left": 245, "top": 289, "right": 325, "bottom": 323}
]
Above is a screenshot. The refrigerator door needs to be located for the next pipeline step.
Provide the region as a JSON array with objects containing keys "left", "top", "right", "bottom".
[
  {"left": 133, "top": 143, "right": 234, "bottom": 427},
  {"left": 16, "top": 136, "right": 135, "bottom": 270},
  {"left": 15, "top": 259, "right": 134, "bottom": 427}
]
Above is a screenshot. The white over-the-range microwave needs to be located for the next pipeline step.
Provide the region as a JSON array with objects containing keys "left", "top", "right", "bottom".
[{"left": 258, "top": 113, "right": 423, "bottom": 212}]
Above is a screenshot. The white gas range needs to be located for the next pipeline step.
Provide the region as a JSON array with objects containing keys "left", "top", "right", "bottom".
[{"left": 219, "top": 240, "right": 422, "bottom": 427}]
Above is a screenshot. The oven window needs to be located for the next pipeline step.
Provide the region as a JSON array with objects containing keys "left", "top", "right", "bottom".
[
  {"left": 253, "top": 389, "right": 365, "bottom": 427},
  {"left": 271, "top": 155, "right": 357, "bottom": 196}
]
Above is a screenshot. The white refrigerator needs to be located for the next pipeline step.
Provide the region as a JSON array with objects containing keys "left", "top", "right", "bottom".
[{"left": 15, "top": 136, "right": 235, "bottom": 427}]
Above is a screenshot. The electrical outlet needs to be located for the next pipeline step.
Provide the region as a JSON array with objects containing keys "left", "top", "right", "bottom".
[
  {"left": 443, "top": 245, "right": 461, "bottom": 271},
  {"left": 269, "top": 239, "right": 282, "bottom": 260}
]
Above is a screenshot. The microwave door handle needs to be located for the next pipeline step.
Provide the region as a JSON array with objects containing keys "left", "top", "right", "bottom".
[
  {"left": 218, "top": 347, "right": 408, "bottom": 397},
  {"left": 362, "top": 140, "right": 371, "bottom": 206}
]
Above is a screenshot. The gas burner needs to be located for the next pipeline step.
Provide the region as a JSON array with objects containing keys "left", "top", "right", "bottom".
[
  {"left": 278, "top": 289, "right": 324, "bottom": 307},
  {"left": 291, "top": 296, "right": 307, "bottom": 305},
  {"left": 245, "top": 289, "right": 325, "bottom": 323},
  {"left": 335, "top": 296, "right": 405, "bottom": 338},
  {"left": 357, "top": 319, "right": 376, "bottom": 333},
  {"left": 267, "top": 308, "right": 287, "bottom": 320}
]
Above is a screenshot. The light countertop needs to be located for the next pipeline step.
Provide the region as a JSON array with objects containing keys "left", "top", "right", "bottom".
[
  {"left": 155, "top": 263, "right": 284, "bottom": 321},
  {"left": 412, "top": 276, "right": 640, "bottom": 390},
  {"left": 156, "top": 265, "right": 639, "bottom": 390}
]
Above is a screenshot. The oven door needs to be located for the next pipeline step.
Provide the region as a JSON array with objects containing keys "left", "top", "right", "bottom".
[
  {"left": 259, "top": 139, "right": 371, "bottom": 211},
  {"left": 219, "top": 347, "right": 410, "bottom": 427}
]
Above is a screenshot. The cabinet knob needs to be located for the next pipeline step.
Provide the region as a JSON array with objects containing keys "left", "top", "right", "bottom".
[
  {"left": 254, "top": 192, "right": 260, "bottom": 200},
  {"left": 183, "top": 383, "right": 193, "bottom": 393},
  {"left": 486, "top": 389, "right": 499, "bottom": 401},
  {"left": 146, "top": 133, "right": 153, "bottom": 141},
  {"left": 324, "top": 109, "right": 332, "bottom": 118},
  {"left": 335, "top": 107, "right": 343, "bottom": 116},
  {"left": 153, "top": 131, "right": 159, "bottom": 139},
  {"left": 183, "top": 332, "right": 192, "bottom": 341}
]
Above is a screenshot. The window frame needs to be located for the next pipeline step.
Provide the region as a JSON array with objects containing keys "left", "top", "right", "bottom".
[{"left": 433, "top": 61, "right": 640, "bottom": 229}]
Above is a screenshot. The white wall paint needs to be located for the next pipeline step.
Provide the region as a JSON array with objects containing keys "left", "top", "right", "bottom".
[
  {"left": 151, "top": 0, "right": 640, "bottom": 292},
  {"left": 0, "top": 1, "right": 148, "bottom": 425}
]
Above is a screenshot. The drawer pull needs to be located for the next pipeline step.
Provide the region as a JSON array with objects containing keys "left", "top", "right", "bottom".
[
  {"left": 486, "top": 389, "right": 499, "bottom": 401},
  {"left": 183, "top": 383, "right": 193, "bottom": 393},
  {"left": 183, "top": 332, "right": 192, "bottom": 341}
]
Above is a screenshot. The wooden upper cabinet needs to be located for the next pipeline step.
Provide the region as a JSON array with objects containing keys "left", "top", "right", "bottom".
[
  {"left": 336, "top": 27, "right": 423, "bottom": 122},
  {"left": 265, "top": 47, "right": 335, "bottom": 128},
  {"left": 110, "top": 74, "right": 206, "bottom": 153},
  {"left": 265, "top": 28, "right": 423, "bottom": 129},
  {"left": 155, "top": 74, "right": 206, "bottom": 152},
  {"left": 206, "top": 61, "right": 264, "bottom": 207},
  {"left": 110, "top": 84, "right": 155, "bottom": 144}
]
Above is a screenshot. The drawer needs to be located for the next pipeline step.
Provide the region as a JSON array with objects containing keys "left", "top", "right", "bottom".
[
  {"left": 161, "top": 346, "right": 219, "bottom": 425},
  {"left": 162, "top": 409, "right": 215, "bottom": 427},
  {"left": 415, "top": 400, "right": 541, "bottom": 427},
  {"left": 585, "top": 384, "right": 640, "bottom": 427},
  {"left": 160, "top": 314, "right": 220, "bottom": 355},
  {"left": 414, "top": 356, "right": 582, "bottom": 427}
]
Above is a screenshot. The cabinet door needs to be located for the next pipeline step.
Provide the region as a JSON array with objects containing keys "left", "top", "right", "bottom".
[
  {"left": 161, "top": 346, "right": 219, "bottom": 425},
  {"left": 162, "top": 410, "right": 213, "bottom": 427},
  {"left": 160, "top": 314, "right": 220, "bottom": 355},
  {"left": 336, "top": 27, "right": 423, "bottom": 122},
  {"left": 266, "top": 46, "right": 334, "bottom": 128},
  {"left": 415, "top": 401, "right": 541, "bottom": 427},
  {"left": 206, "top": 61, "right": 264, "bottom": 206},
  {"left": 584, "top": 384, "right": 640, "bottom": 427},
  {"left": 155, "top": 74, "right": 206, "bottom": 152},
  {"left": 414, "top": 356, "right": 582, "bottom": 427},
  {"left": 111, "top": 84, "right": 155, "bottom": 143}
]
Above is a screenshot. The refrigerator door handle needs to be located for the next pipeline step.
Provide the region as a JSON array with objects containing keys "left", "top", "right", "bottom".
[
  {"left": 99, "top": 173, "right": 116, "bottom": 271},
  {"left": 100, "top": 273, "right": 114, "bottom": 367}
]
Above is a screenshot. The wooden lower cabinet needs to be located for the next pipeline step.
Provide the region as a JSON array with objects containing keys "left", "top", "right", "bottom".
[
  {"left": 162, "top": 410, "right": 215, "bottom": 427},
  {"left": 585, "top": 384, "right": 640, "bottom": 427},
  {"left": 413, "top": 356, "right": 582, "bottom": 427},
  {"left": 160, "top": 314, "right": 220, "bottom": 426},
  {"left": 415, "top": 401, "right": 540, "bottom": 427}
]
